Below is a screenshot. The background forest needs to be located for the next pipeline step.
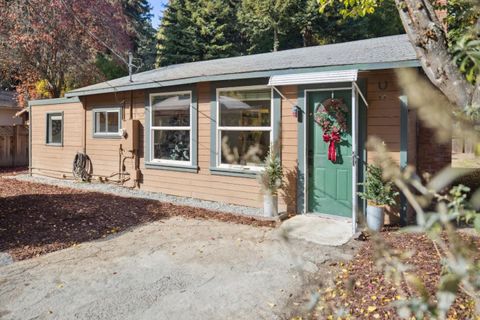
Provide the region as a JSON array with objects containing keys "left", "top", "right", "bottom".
[
  {"left": 0, "top": 0, "right": 476, "bottom": 105},
  {"left": 0, "top": 0, "right": 403, "bottom": 104}
]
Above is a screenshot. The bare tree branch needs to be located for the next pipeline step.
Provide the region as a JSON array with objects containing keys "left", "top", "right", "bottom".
[{"left": 394, "top": 0, "right": 476, "bottom": 108}]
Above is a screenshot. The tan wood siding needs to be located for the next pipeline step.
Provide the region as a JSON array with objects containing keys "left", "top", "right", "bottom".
[
  {"left": 31, "top": 102, "right": 84, "bottom": 176},
  {"left": 279, "top": 85, "right": 298, "bottom": 213},
  {"left": 364, "top": 70, "right": 402, "bottom": 164}
]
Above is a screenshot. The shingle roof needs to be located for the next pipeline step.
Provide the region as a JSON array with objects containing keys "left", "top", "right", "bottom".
[
  {"left": 66, "top": 34, "right": 418, "bottom": 97},
  {"left": 0, "top": 91, "right": 18, "bottom": 109}
]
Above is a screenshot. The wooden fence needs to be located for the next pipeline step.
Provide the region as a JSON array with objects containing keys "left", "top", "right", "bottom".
[{"left": 0, "top": 125, "right": 28, "bottom": 167}]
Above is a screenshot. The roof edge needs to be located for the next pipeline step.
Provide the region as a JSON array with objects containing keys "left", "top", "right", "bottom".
[
  {"left": 29, "top": 97, "right": 81, "bottom": 107},
  {"left": 66, "top": 60, "right": 420, "bottom": 98}
]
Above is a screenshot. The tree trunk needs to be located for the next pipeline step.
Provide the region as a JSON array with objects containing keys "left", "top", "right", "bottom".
[
  {"left": 394, "top": 0, "right": 477, "bottom": 108},
  {"left": 273, "top": 25, "right": 279, "bottom": 52}
]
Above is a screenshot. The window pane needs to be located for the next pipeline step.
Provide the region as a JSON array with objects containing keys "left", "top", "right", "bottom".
[
  {"left": 107, "top": 111, "right": 119, "bottom": 133},
  {"left": 219, "top": 89, "right": 271, "bottom": 127},
  {"left": 220, "top": 130, "right": 270, "bottom": 167},
  {"left": 152, "top": 94, "right": 190, "bottom": 127},
  {"left": 153, "top": 130, "right": 190, "bottom": 161},
  {"left": 49, "top": 115, "right": 62, "bottom": 144},
  {"left": 95, "top": 112, "right": 106, "bottom": 133}
]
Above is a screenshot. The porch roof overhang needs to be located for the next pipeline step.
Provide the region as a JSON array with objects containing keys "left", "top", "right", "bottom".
[{"left": 267, "top": 69, "right": 358, "bottom": 86}]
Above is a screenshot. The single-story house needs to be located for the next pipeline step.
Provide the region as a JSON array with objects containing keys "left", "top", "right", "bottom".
[{"left": 28, "top": 34, "right": 451, "bottom": 230}]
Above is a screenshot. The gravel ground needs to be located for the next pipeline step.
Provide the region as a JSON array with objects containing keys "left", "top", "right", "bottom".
[
  {"left": 0, "top": 217, "right": 359, "bottom": 320},
  {"left": 0, "top": 173, "right": 274, "bottom": 261},
  {"left": 11, "top": 174, "right": 264, "bottom": 217}
]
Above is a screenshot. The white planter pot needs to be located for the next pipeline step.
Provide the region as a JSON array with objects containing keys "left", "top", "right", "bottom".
[
  {"left": 263, "top": 193, "right": 278, "bottom": 217},
  {"left": 366, "top": 205, "right": 385, "bottom": 232}
]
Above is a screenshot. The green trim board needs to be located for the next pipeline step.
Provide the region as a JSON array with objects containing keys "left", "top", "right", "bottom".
[
  {"left": 357, "top": 79, "right": 368, "bottom": 218},
  {"left": 209, "top": 167, "right": 258, "bottom": 178},
  {"left": 29, "top": 97, "right": 80, "bottom": 106},
  {"left": 399, "top": 95, "right": 409, "bottom": 225},
  {"left": 144, "top": 85, "right": 198, "bottom": 172},
  {"left": 65, "top": 60, "right": 420, "bottom": 98},
  {"left": 45, "top": 111, "right": 64, "bottom": 147}
]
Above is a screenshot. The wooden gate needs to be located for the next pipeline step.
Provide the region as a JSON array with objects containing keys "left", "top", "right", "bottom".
[{"left": 0, "top": 125, "right": 28, "bottom": 167}]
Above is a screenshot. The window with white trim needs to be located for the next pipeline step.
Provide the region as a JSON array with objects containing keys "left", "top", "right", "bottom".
[
  {"left": 217, "top": 87, "right": 272, "bottom": 170},
  {"left": 93, "top": 108, "right": 121, "bottom": 136},
  {"left": 46, "top": 113, "right": 63, "bottom": 145},
  {"left": 150, "top": 92, "right": 192, "bottom": 164}
]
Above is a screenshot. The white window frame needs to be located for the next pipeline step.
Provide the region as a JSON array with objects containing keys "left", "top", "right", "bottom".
[
  {"left": 216, "top": 85, "right": 273, "bottom": 171},
  {"left": 46, "top": 112, "right": 63, "bottom": 146},
  {"left": 149, "top": 90, "right": 193, "bottom": 166},
  {"left": 92, "top": 107, "right": 122, "bottom": 137}
]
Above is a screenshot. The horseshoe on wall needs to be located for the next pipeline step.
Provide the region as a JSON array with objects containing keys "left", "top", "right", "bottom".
[{"left": 378, "top": 81, "right": 388, "bottom": 91}]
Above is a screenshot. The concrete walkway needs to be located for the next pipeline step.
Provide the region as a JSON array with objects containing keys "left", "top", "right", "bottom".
[{"left": 0, "top": 217, "right": 357, "bottom": 320}]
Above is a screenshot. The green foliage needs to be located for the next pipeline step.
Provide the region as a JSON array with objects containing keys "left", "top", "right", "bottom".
[
  {"left": 122, "top": 0, "right": 157, "bottom": 71},
  {"left": 257, "top": 146, "right": 284, "bottom": 195},
  {"left": 95, "top": 54, "right": 128, "bottom": 80},
  {"left": 156, "top": 0, "right": 403, "bottom": 64},
  {"left": 237, "top": 0, "right": 297, "bottom": 52},
  {"left": 157, "top": 0, "right": 240, "bottom": 66},
  {"left": 318, "top": 0, "right": 383, "bottom": 17},
  {"left": 452, "top": 30, "right": 480, "bottom": 84},
  {"left": 358, "top": 164, "right": 398, "bottom": 206}
]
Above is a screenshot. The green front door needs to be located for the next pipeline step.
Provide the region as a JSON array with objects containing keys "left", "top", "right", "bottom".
[{"left": 307, "top": 90, "right": 352, "bottom": 217}]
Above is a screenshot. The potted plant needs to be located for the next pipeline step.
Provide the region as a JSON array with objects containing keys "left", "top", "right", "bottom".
[
  {"left": 257, "top": 146, "right": 283, "bottom": 217},
  {"left": 358, "top": 164, "right": 399, "bottom": 231}
]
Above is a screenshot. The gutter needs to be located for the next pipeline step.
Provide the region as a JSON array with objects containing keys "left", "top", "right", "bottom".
[
  {"left": 65, "top": 60, "right": 421, "bottom": 98},
  {"left": 29, "top": 96, "right": 80, "bottom": 107}
]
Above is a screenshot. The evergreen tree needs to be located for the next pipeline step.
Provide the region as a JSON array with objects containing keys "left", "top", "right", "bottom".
[
  {"left": 156, "top": 0, "right": 240, "bottom": 67},
  {"left": 156, "top": 0, "right": 200, "bottom": 66},
  {"left": 122, "top": 0, "right": 157, "bottom": 71},
  {"left": 189, "top": 0, "right": 240, "bottom": 60},
  {"left": 237, "top": 0, "right": 297, "bottom": 53}
]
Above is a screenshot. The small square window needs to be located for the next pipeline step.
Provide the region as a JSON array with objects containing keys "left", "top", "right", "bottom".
[
  {"left": 46, "top": 113, "right": 63, "bottom": 145},
  {"left": 93, "top": 108, "right": 121, "bottom": 136}
]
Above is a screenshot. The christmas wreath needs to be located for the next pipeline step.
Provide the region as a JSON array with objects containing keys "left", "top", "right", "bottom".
[{"left": 314, "top": 98, "right": 348, "bottom": 163}]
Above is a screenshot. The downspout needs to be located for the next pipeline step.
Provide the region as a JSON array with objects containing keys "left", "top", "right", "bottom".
[
  {"left": 130, "top": 91, "right": 133, "bottom": 120},
  {"left": 28, "top": 102, "right": 32, "bottom": 177}
]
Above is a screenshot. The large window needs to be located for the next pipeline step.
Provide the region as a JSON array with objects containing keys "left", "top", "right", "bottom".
[
  {"left": 150, "top": 92, "right": 192, "bottom": 164},
  {"left": 217, "top": 87, "right": 272, "bottom": 170},
  {"left": 46, "top": 112, "right": 63, "bottom": 145},
  {"left": 93, "top": 108, "right": 121, "bottom": 136}
]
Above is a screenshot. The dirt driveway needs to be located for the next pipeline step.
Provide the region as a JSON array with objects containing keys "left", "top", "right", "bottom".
[
  {"left": 0, "top": 171, "right": 358, "bottom": 319},
  {"left": 0, "top": 216, "right": 357, "bottom": 320}
]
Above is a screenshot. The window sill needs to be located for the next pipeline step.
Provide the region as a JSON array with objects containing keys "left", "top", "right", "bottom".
[
  {"left": 45, "top": 143, "right": 63, "bottom": 147},
  {"left": 145, "top": 162, "right": 198, "bottom": 173},
  {"left": 209, "top": 167, "right": 258, "bottom": 178},
  {"left": 93, "top": 134, "right": 122, "bottom": 139}
]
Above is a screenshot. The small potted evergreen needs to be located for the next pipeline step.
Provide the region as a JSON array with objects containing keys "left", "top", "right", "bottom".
[
  {"left": 358, "top": 164, "right": 398, "bottom": 231},
  {"left": 257, "top": 146, "right": 283, "bottom": 217}
]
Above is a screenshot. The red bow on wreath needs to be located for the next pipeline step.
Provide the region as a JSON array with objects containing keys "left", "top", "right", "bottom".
[
  {"left": 315, "top": 98, "right": 348, "bottom": 163},
  {"left": 323, "top": 132, "right": 340, "bottom": 162}
]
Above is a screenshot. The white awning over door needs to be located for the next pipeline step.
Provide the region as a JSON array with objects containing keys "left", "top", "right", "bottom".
[{"left": 268, "top": 69, "right": 358, "bottom": 86}]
